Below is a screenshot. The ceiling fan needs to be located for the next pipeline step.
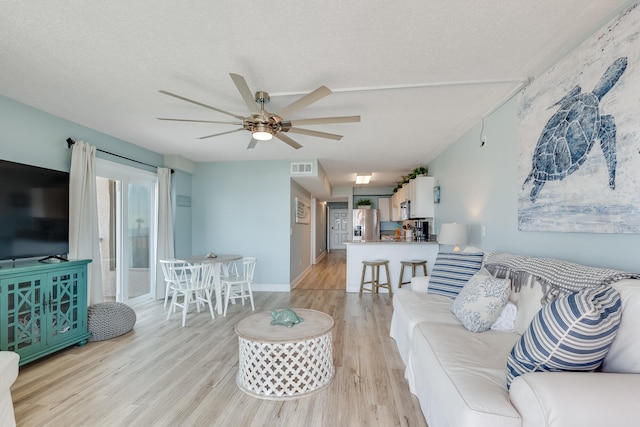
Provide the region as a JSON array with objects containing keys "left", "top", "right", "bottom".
[{"left": 157, "top": 73, "right": 361, "bottom": 149}]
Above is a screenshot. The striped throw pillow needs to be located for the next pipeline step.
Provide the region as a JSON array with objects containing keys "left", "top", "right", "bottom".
[
  {"left": 506, "top": 286, "right": 621, "bottom": 389},
  {"left": 427, "top": 252, "right": 484, "bottom": 298}
]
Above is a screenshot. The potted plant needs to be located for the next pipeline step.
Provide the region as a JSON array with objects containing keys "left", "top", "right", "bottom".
[
  {"left": 412, "top": 166, "right": 428, "bottom": 177},
  {"left": 356, "top": 198, "right": 373, "bottom": 208}
]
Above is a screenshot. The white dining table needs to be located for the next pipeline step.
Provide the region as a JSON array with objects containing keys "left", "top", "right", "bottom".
[{"left": 186, "top": 254, "right": 242, "bottom": 315}]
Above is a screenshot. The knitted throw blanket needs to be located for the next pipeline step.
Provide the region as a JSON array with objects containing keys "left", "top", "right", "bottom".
[{"left": 484, "top": 252, "right": 640, "bottom": 302}]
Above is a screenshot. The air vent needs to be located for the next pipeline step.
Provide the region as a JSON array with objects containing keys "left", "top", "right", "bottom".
[{"left": 291, "top": 162, "right": 313, "bottom": 174}]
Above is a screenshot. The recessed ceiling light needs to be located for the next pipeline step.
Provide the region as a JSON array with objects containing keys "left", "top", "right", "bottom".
[{"left": 355, "top": 173, "right": 372, "bottom": 184}]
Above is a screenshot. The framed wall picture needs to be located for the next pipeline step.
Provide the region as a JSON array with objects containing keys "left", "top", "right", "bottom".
[
  {"left": 295, "top": 197, "right": 310, "bottom": 224},
  {"left": 518, "top": 3, "right": 640, "bottom": 234}
]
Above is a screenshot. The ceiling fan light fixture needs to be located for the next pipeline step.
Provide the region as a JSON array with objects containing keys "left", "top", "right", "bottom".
[{"left": 253, "top": 123, "right": 273, "bottom": 141}]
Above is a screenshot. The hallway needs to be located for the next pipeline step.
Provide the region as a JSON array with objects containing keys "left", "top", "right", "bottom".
[{"left": 295, "top": 250, "right": 346, "bottom": 290}]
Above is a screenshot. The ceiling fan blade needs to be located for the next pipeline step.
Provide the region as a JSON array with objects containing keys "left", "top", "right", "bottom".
[
  {"left": 274, "top": 132, "right": 302, "bottom": 149},
  {"left": 157, "top": 117, "right": 242, "bottom": 125},
  {"left": 247, "top": 139, "right": 258, "bottom": 149},
  {"left": 159, "top": 90, "right": 245, "bottom": 120},
  {"left": 286, "top": 127, "right": 343, "bottom": 140},
  {"left": 198, "top": 128, "right": 245, "bottom": 140},
  {"left": 230, "top": 73, "right": 260, "bottom": 114},
  {"left": 276, "top": 86, "right": 332, "bottom": 118},
  {"left": 290, "top": 115, "right": 361, "bottom": 126}
]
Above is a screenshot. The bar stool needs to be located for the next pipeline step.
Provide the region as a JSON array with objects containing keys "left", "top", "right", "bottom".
[
  {"left": 360, "top": 259, "right": 392, "bottom": 296},
  {"left": 398, "top": 259, "right": 428, "bottom": 288}
]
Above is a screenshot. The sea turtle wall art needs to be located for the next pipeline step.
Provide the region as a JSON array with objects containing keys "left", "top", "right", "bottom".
[
  {"left": 518, "top": 2, "right": 640, "bottom": 234},
  {"left": 522, "top": 57, "right": 627, "bottom": 203}
]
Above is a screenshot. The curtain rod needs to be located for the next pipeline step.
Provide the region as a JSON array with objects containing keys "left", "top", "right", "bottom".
[{"left": 66, "top": 138, "right": 173, "bottom": 173}]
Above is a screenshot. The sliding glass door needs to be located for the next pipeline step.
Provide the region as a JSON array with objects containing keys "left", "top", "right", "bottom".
[{"left": 96, "top": 159, "right": 157, "bottom": 304}]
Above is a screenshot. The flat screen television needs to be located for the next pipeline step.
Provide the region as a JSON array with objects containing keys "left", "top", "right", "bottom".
[{"left": 0, "top": 159, "right": 70, "bottom": 261}]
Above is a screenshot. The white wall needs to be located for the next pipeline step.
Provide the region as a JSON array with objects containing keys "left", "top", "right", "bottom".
[{"left": 429, "top": 96, "right": 640, "bottom": 272}]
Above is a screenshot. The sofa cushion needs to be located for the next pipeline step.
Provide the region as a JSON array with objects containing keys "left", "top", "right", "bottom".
[
  {"left": 0, "top": 351, "right": 19, "bottom": 393},
  {"left": 409, "top": 322, "right": 521, "bottom": 427},
  {"left": 602, "top": 279, "right": 640, "bottom": 373},
  {"left": 427, "top": 252, "right": 484, "bottom": 298},
  {"left": 409, "top": 275, "right": 430, "bottom": 293},
  {"left": 507, "top": 286, "right": 622, "bottom": 389},
  {"left": 0, "top": 351, "right": 19, "bottom": 427},
  {"left": 451, "top": 269, "right": 511, "bottom": 332},
  {"left": 491, "top": 302, "right": 518, "bottom": 332},
  {"left": 390, "top": 288, "right": 460, "bottom": 365},
  {"left": 513, "top": 278, "right": 545, "bottom": 335},
  {"left": 510, "top": 372, "right": 640, "bottom": 427}
]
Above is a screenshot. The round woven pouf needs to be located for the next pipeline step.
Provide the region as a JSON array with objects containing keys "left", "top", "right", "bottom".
[{"left": 87, "top": 302, "right": 136, "bottom": 342}]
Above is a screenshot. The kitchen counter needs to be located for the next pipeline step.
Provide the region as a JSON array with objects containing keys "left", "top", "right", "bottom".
[
  {"left": 345, "top": 240, "right": 438, "bottom": 244},
  {"left": 345, "top": 240, "right": 440, "bottom": 293}
]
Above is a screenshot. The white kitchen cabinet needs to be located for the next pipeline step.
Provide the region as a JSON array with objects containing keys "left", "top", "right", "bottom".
[
  {"left": 409, "top": 176, "right": 435, "bottom": 219},
  {"left": 391, "top": 185, "right": 407, "bottom": 221},
  {"left": 378, "top": 197, "right": 391, "bottom": 221}
]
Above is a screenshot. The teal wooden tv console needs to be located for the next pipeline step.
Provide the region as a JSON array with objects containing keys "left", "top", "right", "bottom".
[{"left": 0, "top": 259, "right": 91, "bottom": 365}]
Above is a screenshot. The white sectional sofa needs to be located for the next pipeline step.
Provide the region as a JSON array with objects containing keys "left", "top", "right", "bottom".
[
  {"left": 0, "top": 351, "right": 19, "bottom": 427},
  {"left": 390, "top": 252, "right": 640, "bottom": 427}
]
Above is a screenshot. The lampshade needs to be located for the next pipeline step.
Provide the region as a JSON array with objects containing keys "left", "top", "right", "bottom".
[
  {"left": 253, "top": 124, "right": 273, "bottom": 141},
  {"left": 438, "top": 223, "right": 469, "bottom": 252}
]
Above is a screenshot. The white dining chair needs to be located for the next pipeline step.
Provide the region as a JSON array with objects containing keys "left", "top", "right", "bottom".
[
  {"left": 159, "top": 259, "right": 190, "bottom": 308},
  {"left": 166, "top": 263, "right": 216, "bottom": 327},
  {"left": 221, "top": 257, "right": 256, "bottom": 316}
]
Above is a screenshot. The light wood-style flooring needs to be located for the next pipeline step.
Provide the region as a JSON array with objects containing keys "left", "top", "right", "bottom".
[{"left": 11, "top": 250, "right": 427, "bottom": 427}]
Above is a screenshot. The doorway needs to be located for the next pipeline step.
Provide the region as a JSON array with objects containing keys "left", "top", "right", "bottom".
[
  {"left": 329, "top": 208, "right": 349, "bottom": 250},
  {"left": 96, "top": 159, "right": 157, "bottom": 304}
]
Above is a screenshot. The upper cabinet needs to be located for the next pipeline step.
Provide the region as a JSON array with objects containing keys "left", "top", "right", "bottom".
[
  {"left": 378, "top": 197, "right": 391, "bottom": 221},
  {"left": 409, "top": 176, "right": 435, "bottom": 219},
  {"left": 390, "top": 184, "right": 407, "bottom": 221},
  {"left": 389, "top": 176, "right": 435, "bottom": 221}
]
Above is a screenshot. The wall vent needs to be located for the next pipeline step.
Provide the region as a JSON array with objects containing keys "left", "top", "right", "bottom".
[{"left": 291, "top": 162, "right": 313, "bottom": 174}]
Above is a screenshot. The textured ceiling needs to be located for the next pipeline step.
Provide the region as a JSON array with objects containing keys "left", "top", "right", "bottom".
[{"left": 0, "top": 1, "right": 634, "bottom": 194}]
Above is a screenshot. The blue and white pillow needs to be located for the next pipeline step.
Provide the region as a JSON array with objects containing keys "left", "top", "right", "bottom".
[
  {"left": 506, "top": 286, "right": 622, "bottom": 389},
  {"left": 427, "top": 252, "right": 484, "bottom": 298},
  {"left": 451, "top": 268, "right": 511, "bottom": 332}
]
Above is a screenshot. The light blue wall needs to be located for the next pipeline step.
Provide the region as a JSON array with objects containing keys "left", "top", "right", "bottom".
[
  {"left": 291, "top": 180, "right": 312, "bottom": 281},
  {"left": 314, "top": 199, "right": 327, "bottom": 262},
  {"left": 191, "top": 161, "right": 292, "bottom": 286},
  {"left": 0, "top": 95, "right": 191, "bottom": 257},
  {"left": 0, "top": 96, "right": 163, "bottom": 173},
  {"left": 171, "top": 170, "right": 192, "bottom": 259},
  {"left": 429, "top": 96, "right": 640, "bottom": 272}
]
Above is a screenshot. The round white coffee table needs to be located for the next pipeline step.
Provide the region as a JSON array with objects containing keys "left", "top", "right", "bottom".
[{"left": 234, "top": 308, "right": 335, "bottom": 400}]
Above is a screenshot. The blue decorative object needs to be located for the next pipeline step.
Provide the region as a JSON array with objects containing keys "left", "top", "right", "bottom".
[
  {"left": 507, "top": 286, "right": 622, "bottom": 389},
  {"left": 523, "top": 57, "right": 627, "bottom": 202},
  {"left": 270, "top": 309, "right": 304, "bottom": 327},
  {"left": 427, "top": 252, "right": 484, "bottom": 299}
]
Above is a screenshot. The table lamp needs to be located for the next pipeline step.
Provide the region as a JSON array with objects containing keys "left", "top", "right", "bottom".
[{"left": 438, "top": 223, "right": 469, "bottom": 252}]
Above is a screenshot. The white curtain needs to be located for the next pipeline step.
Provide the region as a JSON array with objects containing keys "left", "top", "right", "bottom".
[
  {"left": 155, "top": 167, "right": 174, "bottom": 300},
  {"left": 69, "top": 141, "right": 104, "bottom": 306}
]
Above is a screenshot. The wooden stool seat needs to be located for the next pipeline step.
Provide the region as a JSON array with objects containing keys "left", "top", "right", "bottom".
[
  {"left": 360, "top": 259, "right": 392, "bottom": 296},
  {"left": 398, "top": 259, "right": 428, "bottom": 288}
]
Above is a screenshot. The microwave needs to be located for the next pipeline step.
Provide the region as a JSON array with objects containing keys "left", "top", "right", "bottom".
[{"left": 400, "top": 200, "right": 410, "bottom": 220}]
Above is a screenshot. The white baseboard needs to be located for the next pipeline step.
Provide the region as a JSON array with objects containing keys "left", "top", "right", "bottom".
[{"left": 251, "top": 283, "right": 291, "bottom": 292}]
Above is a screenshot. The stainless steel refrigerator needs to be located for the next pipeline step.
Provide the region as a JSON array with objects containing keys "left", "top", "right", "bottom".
[{"left": 353, "top": 208, "right": 380, "bottom": 241}]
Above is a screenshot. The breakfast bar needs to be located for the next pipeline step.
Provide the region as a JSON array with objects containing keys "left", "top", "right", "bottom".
[{"left": 344, "top": 240, "right": 440, "bottom": 293}]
